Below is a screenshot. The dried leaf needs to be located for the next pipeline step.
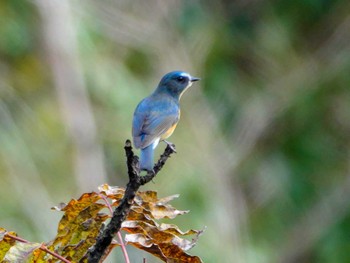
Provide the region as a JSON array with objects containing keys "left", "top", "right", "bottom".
[
  {"left": 158, "top": 224, "right": 201, "bottom": 240},
  {"left": 3, "top": 242, "right": 42, "bottom": 263},
  {"left": 103, "top": 186, "right": 203, "bottom": 262},
  {"left": 0, "top": 228, "right": 17, "bottom": 261},
  {"left": 157, "top": 194, "right": 180, "bottom": 204},
  {"left": 123, "top": 221, "right": 174, "bottom": 243},
  {"left": 133, "top": 191, "right": 189, "bottom": 219},
  {"left": 98, "top": 184, "right": 125, "bottom": 199},
  {"left": 157, "top": 242, "right": 203, "bottom": 263},
  {"left": 1, "top": 184, "right": 203, "bottom": 262},
  {"left": 126, "top": 208, "right": 157, "bottom": 225},
  {"left": 123, "top": 220, "right": 203, "bottom": 250},
  {"left": 0, "top": 229, "right": 42, "bottom": 263},
  {"left": 125, "top": 234, "right": 203, "bottom": 263},
  {"left": 46, "top": 192, "right": 110, "bottom": 262}
]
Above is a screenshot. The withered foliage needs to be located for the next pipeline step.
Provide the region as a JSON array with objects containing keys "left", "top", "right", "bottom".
[{"left": 0, "top": 184, "right": 203, "bottom": 262}]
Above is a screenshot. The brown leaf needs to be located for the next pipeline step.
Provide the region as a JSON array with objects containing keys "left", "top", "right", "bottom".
[
  {"left": 157, "top": 194, "right": 180, "bottom": 204},
  {"left": 98, "top": 184, "right": 125, "bottom": 199},
  {"left": 123, "top": 221, "right": 202, "bottom": 251},
  {"left": 158, "top": 242, "right": 203, "bottom": 263},
  {"left": 126, "top": 208, "right": 157, "bottom": 225},
  {"left": 133, "top": 191, "right": 189, "bottom": 220},
  {"left": 41, "top": 191, "right": 110, "bottom": 262},
  {"left": 123, "top": 219, "right": 204, "bottom": 261},
  {"left": 125, "top": 234, "right": 167, "bottom": 261},
  {"left": 123, "top": 221, "right": 175, "bottom": 243},
  {"left": 145, "top": 202, "right": 189, "bottom": 220},
  {"left": 158, "top": 223, "right": 200, "bottom": 237},
  {"left": 1, "top": 185, "right": 203, "bottom": 262},
  {"left": 113, "top": 187, "right": 203, "bottom": 261},
  {"left": 125, "top": 233, "right": 203, "bottom": 263},
  {"left": 135, "top": 190, "right": 159, "bottom": 202}
]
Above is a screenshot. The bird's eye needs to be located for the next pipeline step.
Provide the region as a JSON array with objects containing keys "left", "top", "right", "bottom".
[{"left": 176, "top": 76, "right": 185, "bottom": 82}]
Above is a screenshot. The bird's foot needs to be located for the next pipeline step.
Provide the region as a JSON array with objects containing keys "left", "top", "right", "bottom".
[{"left": 163, "top": 140, "right": 177, "bottom": 153}]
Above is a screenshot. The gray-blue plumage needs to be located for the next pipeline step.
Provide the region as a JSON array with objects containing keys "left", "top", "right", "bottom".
[{"left": 132, "top": 71, "right": 199, "bottom": 171}]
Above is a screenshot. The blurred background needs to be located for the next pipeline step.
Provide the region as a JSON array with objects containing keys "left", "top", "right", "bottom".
[{"left": 1, "top": 0, "right": 350, "bottom": 262}]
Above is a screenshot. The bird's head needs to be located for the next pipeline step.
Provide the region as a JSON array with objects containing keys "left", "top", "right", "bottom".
[{"left": 156, "top": 71, "right": 200, "bottom": 99}]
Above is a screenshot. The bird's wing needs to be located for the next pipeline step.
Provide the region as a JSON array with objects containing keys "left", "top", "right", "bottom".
[{"left": 132, "top": 99, "right": 179, "bottom": 149}]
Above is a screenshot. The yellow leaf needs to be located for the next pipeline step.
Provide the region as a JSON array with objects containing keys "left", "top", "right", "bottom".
[
  {"left": 0, "top": 230, "right": 42, "bottom": 263},
  {"left": 42, "top": 191, "right": 110, "bottom": 261},
  {"left": 1, "top": 184, "right": 203, "bottom": 262},
  {"left": 0, "top": 228, "right": 17, "bottom": 261}
]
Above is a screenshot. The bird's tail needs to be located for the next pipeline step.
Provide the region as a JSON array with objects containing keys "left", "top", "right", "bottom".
[{"left": 140, "top": 144, "right": 154, "bottom": 171}]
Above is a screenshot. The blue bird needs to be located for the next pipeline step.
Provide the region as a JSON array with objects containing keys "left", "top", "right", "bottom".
[{"left": 132, "top": 71, "right": 200, "bottom": 172}]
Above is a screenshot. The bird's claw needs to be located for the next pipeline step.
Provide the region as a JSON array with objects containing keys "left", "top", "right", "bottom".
[{"left": 163, "top": 140, "right": 177, "bottom": 153}]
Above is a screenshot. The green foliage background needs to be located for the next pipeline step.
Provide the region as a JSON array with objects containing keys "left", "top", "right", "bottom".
[{"left": 1, "top": 0, "right": 350, "bottom": 262}]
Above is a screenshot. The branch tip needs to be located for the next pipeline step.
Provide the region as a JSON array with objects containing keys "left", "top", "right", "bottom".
[
  {"left": 125, "top": 140, "right": 132, "bottom": 147},
  {"left": 87, "top": 139, "right": 176, "bottom": 262}
]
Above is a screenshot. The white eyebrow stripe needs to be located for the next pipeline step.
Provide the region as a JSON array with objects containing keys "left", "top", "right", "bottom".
[{"left": 179, "top": 72, "right": 191, "bottom": 78}]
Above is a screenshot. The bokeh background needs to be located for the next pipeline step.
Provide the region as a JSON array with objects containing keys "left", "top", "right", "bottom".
[{"left": 1, "top": 0, "right": 350, "bottom": 262}]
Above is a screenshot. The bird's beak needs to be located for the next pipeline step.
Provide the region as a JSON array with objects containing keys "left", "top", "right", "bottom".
[{"left": 191, "top": 77, "right": 200, "bottom": 82}]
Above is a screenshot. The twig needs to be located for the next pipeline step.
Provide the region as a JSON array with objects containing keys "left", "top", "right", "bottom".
[
  {"left": 99, "top": 194, "right": 130, "bottom": 263},
  {"left": 87, "top": 139, "right": 176, "bottom": 263},
  {"left": 5, "top": 233, "right": 71, "bottom": 263}
]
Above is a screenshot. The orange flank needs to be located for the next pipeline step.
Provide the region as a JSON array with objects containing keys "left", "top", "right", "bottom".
[{"left": 161, "top": 123, "right": 178, "bottom": 140}]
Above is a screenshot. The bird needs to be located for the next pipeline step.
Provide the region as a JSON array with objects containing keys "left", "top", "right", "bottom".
[{"left": 132, "top": 71, "right": 200, "bottom": 172}]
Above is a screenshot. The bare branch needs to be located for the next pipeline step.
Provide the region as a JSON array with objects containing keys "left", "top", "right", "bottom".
[{"left": 87, "top": 140, "right": 176, "bottom": 263}]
